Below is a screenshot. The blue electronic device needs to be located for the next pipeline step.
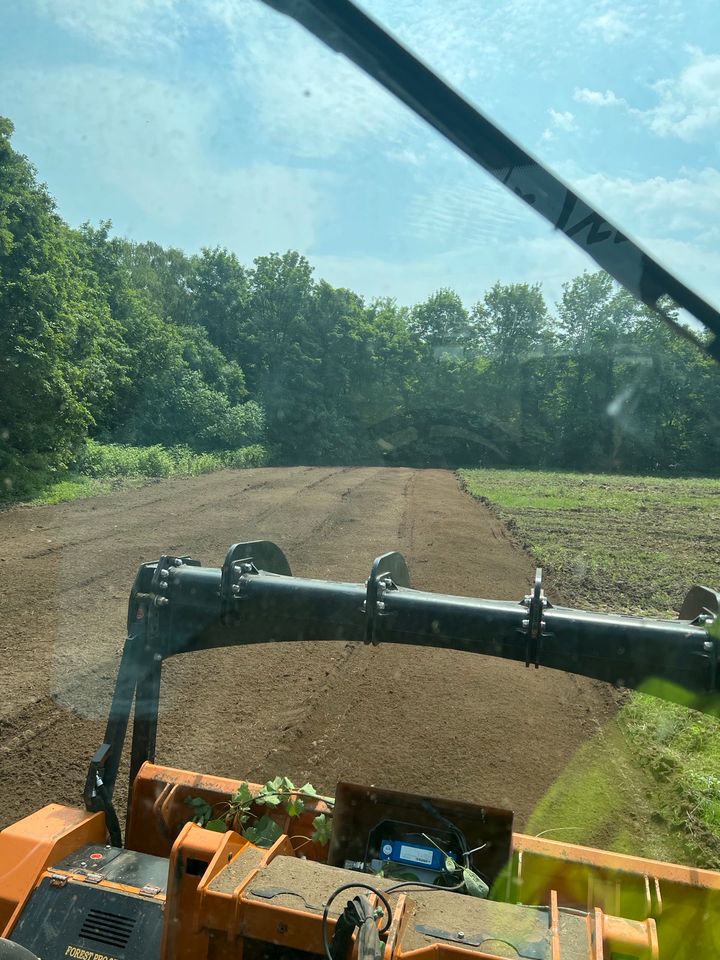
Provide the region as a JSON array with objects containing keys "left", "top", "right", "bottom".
[{"left": 379, "top": 838, "right": 450, "bottom": 872}]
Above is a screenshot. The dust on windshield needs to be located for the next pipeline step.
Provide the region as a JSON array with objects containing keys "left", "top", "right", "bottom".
[{"left": 0, "top": 0, "right": 719, "bottom": 878}]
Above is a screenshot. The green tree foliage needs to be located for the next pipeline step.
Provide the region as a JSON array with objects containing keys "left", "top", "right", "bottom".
[
  {"left": 0, "top": 120, "right": 128, "bottom": 494},
  {"left": 189, "top": 246, "right": 250, "bottom": 358},
  {"left": 409, "top": 287, "right": 474, "bottom": 351},
  {"left": 471, "top": 281, "right": 553, "bottom": 466},
  {"left": 1, "top": 113, "right": 718, "bottom": 497},
  {"left": 555, "top": 273, "right": 638, "bottom": 469}
]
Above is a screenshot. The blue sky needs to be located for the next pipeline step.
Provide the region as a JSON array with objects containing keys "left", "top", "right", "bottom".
[{"left": 2, "top": 0, "right": 720, "bottom": 310}]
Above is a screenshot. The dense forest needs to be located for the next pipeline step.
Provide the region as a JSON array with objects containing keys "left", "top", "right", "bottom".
[{"left": 1, "top": 116, "right": 719, "bottom": 500}]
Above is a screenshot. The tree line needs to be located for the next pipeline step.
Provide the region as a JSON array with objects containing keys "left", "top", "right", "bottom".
[{"left": 1, "top": 115, "right": 719, "bottom": 499}]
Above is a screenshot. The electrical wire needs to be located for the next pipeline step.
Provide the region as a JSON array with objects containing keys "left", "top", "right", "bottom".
[
  {"left": 323, "top": 809, "right": 493, "bottom": 959},
  {"left": 320, "top": 878, "right": 593, "bottom": 960},
  {"left": 386, "top": 877, "right": 465, "bottom": 894},
  {"left": 321, "top": 882, "right": 393, "bottom": 960},
  {"left": 321, "top": 873, "right": 476, "bottom": 960}
]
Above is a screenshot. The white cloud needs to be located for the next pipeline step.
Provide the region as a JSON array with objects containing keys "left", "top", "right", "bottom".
[
  {"left": 572, "top": 51, "right": 720, "bottom": 142},
  {"left": 549, "top": 109, "right": 577, "bottom": 131},
  {"left": 25, "top": 0, "right": 603, "bottom": 160},
  {"left": 33, "top": 0, "right": 185, "bottom": 54},
  {"left": 574, "top": 167, "right": 720, "bottom": 233},
  {"left": 386, "top": 147, "right": 424, "bottom": 166},
  {"left": 641, "top": 50, "right": 720, "bottom": 140},
  {"left": 540, "top": 108, "right": 577, "bottom": 142},
  {"left": 6, "top": 64, "right": 328, "bottom": 256},
  {"left": 387, "top": 163, "right": 720, "bottom": 311},
  {"left": 27, "top": 0, "right": 457, "bottom": 159},
  {"left": 233, "top": 8, "right": 420, "bottom": 159},
  {"left": 399, "top": 155, "right": 720, "bottom": 309},
  {"left": 644, "top": 237, "right": 720, "bottom": 308},
  {"left": 406, "top": 171, "right": 533, "bottom": 248},
  {"left": 580, "top": 10, "right": 633, "bottom": 43},
  {"left": 315, "top": 205, "right": 720, "bottom": 315},
  {"left": 567, "top": 167, "right": 720, "bottom": 306},
  {"left": 17, "top": 0, "right": 720, "bottom": 315},
  {"left": 573, "top": 88, "right": 624, "bottom": 107},
  {"left": 311, "top": 236, "right": 588, "bottom": 310}
]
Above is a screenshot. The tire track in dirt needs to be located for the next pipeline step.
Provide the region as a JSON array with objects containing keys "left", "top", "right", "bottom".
[
  {"left": 0, "top": 468, "right": 408, "bottom": 821},
  {"left": 229, "top": 467, "right": 404, "bottom": 755},
  {"left": 243, "top": 471, "right": 619, "bottom": 826},
  {"left": 211, "top": 470, "right": 618, "bottom": 828},
  {"left": 0, "top": 468, "right": 351, "bottom": 758},
  {"left": 0, "top": 466, "right": 359, "bottom": 717},
  {"left": 0, "top": 467, "right": 617, "bottom": 833}
]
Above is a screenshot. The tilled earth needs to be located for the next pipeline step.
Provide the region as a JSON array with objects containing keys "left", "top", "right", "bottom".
[{"left": 0, "top": 467, "right": 617, "bottom": 831}]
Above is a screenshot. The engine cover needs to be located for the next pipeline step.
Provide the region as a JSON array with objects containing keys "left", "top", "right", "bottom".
[{"left": 9, "top": 846, "right": 166, "bottom": 960}]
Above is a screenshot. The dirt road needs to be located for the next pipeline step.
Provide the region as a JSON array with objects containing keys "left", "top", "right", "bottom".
[{"left": 0, "top": 467, "right": 616, "bottom": 831}]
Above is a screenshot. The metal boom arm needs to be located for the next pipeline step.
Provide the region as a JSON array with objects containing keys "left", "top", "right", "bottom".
[{"left": 84, "top": 541, "right": 720, "bottom": 823}]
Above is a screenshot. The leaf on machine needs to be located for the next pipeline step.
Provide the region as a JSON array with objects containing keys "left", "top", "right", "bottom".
[
  {"left": 244, "top": 814, "right": 282, "bottom": 847},
  {"left": 185, "top": 796, "right": 212, "bottom": 826},
  {"left": 206, "top": 817, "right": 229, "bottom": 833},
  {"left": 312, "top": 813, "right": 332, "bottom": 845},
  {"left": 232, "top": 782, "right": 254, "bottom": 809},
  {"left": 286, "top": 796, "right": 305, "bottom": 818},
  {"left": 256, "top": 791, "right": 283, "bottom": 807}
]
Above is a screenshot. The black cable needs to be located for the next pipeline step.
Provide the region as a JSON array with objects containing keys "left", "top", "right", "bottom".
[
  {"left": 322, "top": 882, "right": 393, "bottom": 960},
  {"left": 386, "top": 877, "right": 466, "bottom": 893},
  {"left": 419, "top": 800, "right": 490, "bottom": 879},
  {"left": 322, "top": 871, "right": 482, "bottom": 960},
  {"left": 420, "top": 799, "right": 469, "bottom": 858},
  {"left": 95, "top": 777, "right": 122, "bottom": 848},
  {"left": 323, "top": 809, "right": 495, "bottom": 960}
]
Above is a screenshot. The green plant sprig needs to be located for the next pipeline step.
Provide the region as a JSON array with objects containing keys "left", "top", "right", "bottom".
[{"left": 185, "top": 776, "right": 334, "bottom": 848}]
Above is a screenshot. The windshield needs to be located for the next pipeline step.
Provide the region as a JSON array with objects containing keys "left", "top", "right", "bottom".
[{"left": 1, "top": 0, "right": 719, "bottom": 883}]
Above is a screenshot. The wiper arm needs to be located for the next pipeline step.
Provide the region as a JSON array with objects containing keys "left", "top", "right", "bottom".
[{"left": 261, "top": 0, "right": 720, "bottom": 361}]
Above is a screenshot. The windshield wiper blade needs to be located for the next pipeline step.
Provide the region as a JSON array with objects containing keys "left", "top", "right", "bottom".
[{"left": 261, "top": 0, "right": 720, "bottom": 361}]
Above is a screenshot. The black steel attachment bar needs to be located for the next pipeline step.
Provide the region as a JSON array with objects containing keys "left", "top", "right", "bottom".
[{"left": 86, "top": 541, "right": 720, "bottom": 823}]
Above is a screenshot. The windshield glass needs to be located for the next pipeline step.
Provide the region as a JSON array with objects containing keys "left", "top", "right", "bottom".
[{"left": 1, "top": 0, "right": 719, "bottom": 881}]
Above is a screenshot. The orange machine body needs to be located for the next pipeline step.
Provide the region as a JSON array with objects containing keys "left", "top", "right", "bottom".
[
  {"left": 0, "top": 803, "right": 105, "bottom": 936},
  {"left": 2, "top": 762, "right": 718, "bottom": 959}
]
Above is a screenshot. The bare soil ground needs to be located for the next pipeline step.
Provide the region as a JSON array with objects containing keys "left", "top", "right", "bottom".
[{"left": 0, "top": 467, "right": 618, "bottom": 832}]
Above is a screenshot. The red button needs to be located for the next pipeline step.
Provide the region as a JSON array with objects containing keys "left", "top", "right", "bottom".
[{"left": 90, "top": 853, "right": 103, "bottom": 860}]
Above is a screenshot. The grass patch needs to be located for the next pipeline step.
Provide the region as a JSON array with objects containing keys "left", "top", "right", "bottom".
[
  {"left": 461, "top": 466, "right": 720, "bottom": 867},
  {"left": 461, "top": 468, "right": 719, "bottom": 617},
  {"left": 29, "top": 476, "right": 114, "bottom": 506},
  {"left": 524, "top": 721, "right": 691, "bottom": 866},
  {"left": 7, "top": 441, "right": 268, "bottom": 508}
]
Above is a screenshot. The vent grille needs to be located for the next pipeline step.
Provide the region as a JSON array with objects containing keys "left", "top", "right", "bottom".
[{"left": 79, "top": 907, "right": 136, "bottom": 949}]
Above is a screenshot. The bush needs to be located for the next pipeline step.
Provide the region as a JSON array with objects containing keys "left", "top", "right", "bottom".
[
  {"left": 0, "top": 446, "right": 57, "bottom": 503},
  {"left": 222, "top": 444, "right": 266, "bottom": 468},
  {"left": 73, "top": 440, "right": 266, "bottom": 482}
]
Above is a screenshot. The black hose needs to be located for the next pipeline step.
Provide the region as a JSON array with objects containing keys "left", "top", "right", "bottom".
[
  {"left": 322, "top": 883, "right": 393, "bottom": 960},
  {"left": 96, "top": 778, "right": 122, "bottom": 848}
]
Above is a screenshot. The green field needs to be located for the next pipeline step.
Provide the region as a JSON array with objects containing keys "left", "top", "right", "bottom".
[{"left": 461, "top": 467, "right": 720, "bottom": 868}]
